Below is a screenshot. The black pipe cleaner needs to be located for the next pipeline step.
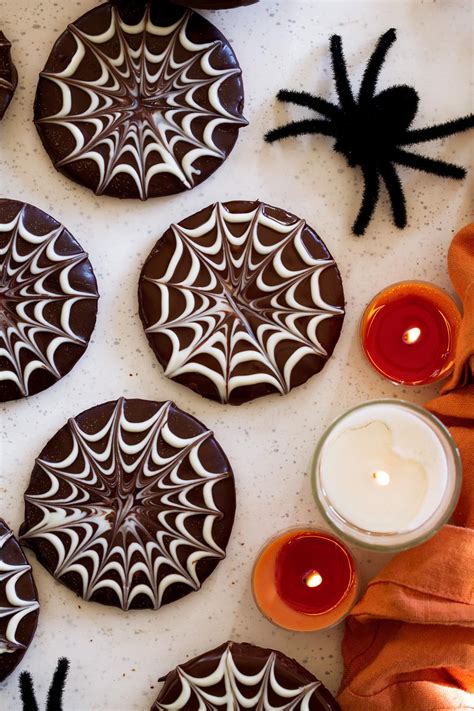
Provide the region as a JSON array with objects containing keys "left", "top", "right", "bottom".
[
  {"left": 265, "top": 28, "right": 474, "bottom": 235},
  {"left": 19, "top": 658, "right": 70, "bottom": 711}
]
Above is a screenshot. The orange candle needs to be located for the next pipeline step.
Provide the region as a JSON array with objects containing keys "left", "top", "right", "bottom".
[
  {"left": 361, "top": 281, "right": 461, "bottom": 386},
  {"left": 252, "top": 529, "right": 359, "bottom": 631}
]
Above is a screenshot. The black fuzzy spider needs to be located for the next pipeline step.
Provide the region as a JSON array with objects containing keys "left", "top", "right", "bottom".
[
  {"left": 265, "top": 28, "right": 474, "bottom": 235},
  {"left": 19, "top": 658, "right": 69, "bottom": 711}
]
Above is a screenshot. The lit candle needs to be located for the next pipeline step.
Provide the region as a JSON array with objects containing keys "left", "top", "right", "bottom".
[
  {"left": 252, "top": 529, "right": 358, "bottom": 631},
  {"left": 312, "top": 400, "right": 462, "bottom": 550},
  {"left": 360, "top": 281, "right": 461, "bottom": 385}
]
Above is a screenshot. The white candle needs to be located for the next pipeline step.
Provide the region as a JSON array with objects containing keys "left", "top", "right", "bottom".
[{"left": 312, "top": 400, "right": 462, "bottom": 550}]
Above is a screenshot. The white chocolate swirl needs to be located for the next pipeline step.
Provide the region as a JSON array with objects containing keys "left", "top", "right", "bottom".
[
  {"left": 0, "top": 34, "right": 16, "bottom": 93},
  {"left": 36, "top": 4, "right": 246, "bottom": 199},
  {"left": 153, "top": 642, "right": 333, "bottom": 710},
  {"left": 140, "top": 201, "right": 344, "bottom": 404},
  {"left": 0, "top": 73, "right": 14, "bottom": 91},
  {"left": 0, "top": 527, "right": 39, "bottom": 657},
  {"left": 21, "top": 398, "right": 234, "bottom": 611},
  {"left": 0, "top": 201, "right": 98, "bottom": 400}
]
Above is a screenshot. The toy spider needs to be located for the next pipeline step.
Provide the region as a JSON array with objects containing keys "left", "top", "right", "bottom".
[
  {"left": 19, "top": 658, "right": 69, "bottom": 711},
  {"left": 265, "top": 28, "right": 474, "bottom": 235}
]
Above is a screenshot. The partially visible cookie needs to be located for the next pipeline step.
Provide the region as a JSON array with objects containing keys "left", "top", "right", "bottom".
[
  {"left": 0, "top": 520, "right": 39, "bottom": 683},
  {"left": 139, "top": 200, "right": 345, "bottom": 405},
  {"left": 0, "top": 31, "right": 17, "bottom": 119},
  {"left": 152, "top": 640, "right": 341, "bottom": 710},
  {"left": 172, "top": 0, "right": 258, "bottom": 8},
  {"left": 21, "top": 398, "right": 235, "bottom": 611},
  {"left": 34, "top": 1, "right": 247, "bottom": 199},
  {"left": 0, "top": 199, "right": 99, "bottom": 402}
]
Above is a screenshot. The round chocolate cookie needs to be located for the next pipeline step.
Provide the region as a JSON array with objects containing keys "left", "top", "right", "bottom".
[
  {"left": 172, "top": 1, "right": 258, "bottom": 8},
  {"left": 20, "top": 398, "right": 235, "bottom": 611},
  {"left": 34, "top": 1, "right": 247, "bottom": 200},
  {"left": 152, "top": 640, "right": 341, "bottom": 710},
  {"left": 0, "top": 31, "right": 17, "bottom": 120},
  {"left": 139, "top": 200, "right": 345, "bottom": 405},
  {"left": 0, "top": 200, "right": 99, "bottom": 402},
  {"left": 0, "top": 520, "right": 39, "bottom": 683}
]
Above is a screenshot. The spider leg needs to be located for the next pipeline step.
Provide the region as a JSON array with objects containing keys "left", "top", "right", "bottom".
[
  {"left": 358, "top": 28, "right": 397, "bottom": 104},
  {"left": 265, "top": 118, "right": 336, "bottom": 143},
  {"left": 46, "top": 658, "right": 70, "bottom": 711},
  {"left": 276, "top": 90, "right": 340, "bottom": 120},
  {"left": 19, "top": 671, "right": 39, "bottom": 711},
  {"left": 379, "top": 161, "right": 407, "bottom": 228},
  {"left": 330, "top": 35, "right": 355, "bottom": 111},
  {"left": 353, "top": 164, "right": 380, "bottom": 235},
  {"left": 400, "top": 114, "right": 474, "bottom": 144},
  {"left": 393, "top": 148, "right": 466, "bottom": 179}
]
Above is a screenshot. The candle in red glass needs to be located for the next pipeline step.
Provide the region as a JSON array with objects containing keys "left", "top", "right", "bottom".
[
  {"left": 361, "top": 281, "right": 461, "bottom": 386},
  {"left": 252, "top": 529, "right": 358, "bottom": 631}
]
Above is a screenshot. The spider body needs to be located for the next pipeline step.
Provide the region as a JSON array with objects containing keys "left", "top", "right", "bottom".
[
  {"left": 266, "top": 29, "right": 474, "bottom": 235},
  {"left": 333, "top": 86, "right": 417, "bottom": 166}
]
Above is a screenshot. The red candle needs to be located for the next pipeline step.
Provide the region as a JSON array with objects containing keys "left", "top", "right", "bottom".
[
  {"left": 252, "top": 529, "right": 358, "bottom": 631},
  {"left": 361, "top": 281, "right": 461, "bottom": 386}
]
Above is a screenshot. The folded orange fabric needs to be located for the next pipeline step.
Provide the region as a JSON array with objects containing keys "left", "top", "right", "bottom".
[{"left": 337, "top": 223, "right": 474, "bottom": 711}]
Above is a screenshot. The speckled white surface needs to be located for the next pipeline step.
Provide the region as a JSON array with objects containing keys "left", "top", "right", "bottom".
[{"left": 0, "top": 0, "right": 472, "bottom": 709}]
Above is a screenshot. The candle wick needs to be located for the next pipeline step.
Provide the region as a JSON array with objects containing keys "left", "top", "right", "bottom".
[
  {"left": 403, "top": 327, "right": 422, "bottom": 344},
  {"left": 304, "top": 570, "right": 323, "bottom": 588},
  {"left": 372, "top": 470, "right": 391, "bottom": 486}
]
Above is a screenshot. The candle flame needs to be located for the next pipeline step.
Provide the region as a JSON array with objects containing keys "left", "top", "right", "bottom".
[
  {"left": 372, "top": 470, "right": 391, "bottom": 486},
  {"left": 403, "top": 327, "right": 421, "bottom": 344},
  {"left": 304, "top": 570, "right": 323, "bottom": 588}
]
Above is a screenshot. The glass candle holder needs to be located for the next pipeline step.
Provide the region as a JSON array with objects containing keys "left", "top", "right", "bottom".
[
  {"left": 252, "top": 528, "right": 359, "bottom": 631},
  {"left": 312, "top": 400, "right": 462, "bottom": 551},
  {"left": 360, "top": 281, "right": 461, "bottom": 386}
]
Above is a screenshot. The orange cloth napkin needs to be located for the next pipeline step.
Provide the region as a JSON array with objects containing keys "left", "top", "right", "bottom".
[{"left": 337, "top": 223, "right": 474, "bottom": 711}]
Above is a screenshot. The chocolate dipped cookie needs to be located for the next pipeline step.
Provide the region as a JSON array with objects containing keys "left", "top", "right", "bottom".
[
  {"left": 34, "top": 1, "right": 247, "bottom": 200},
  {"left": 0, "top": 31, "right": 17, "bottom": 119},
  {"left": 0, "top": 520, "right": 39, "bottom": 683},
  {"left": 172, "top": 1, "right": 259, "bottom": 8},
  {"left": 0, "top": 199, "right": 99, "bottom": 402},
  {"left": 139, "top": 200, "right": 345, "bottom": 405},
  {"left": 21, "top": 398, "right": 235, "bottom": 611},
  {"left": 152, "top": 640, "right": 340, "bottom": 710}
]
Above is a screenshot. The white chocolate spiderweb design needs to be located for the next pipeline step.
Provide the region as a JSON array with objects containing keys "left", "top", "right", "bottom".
[
  {"left": 154, "top": 644, "right": 329, "bottom": 710},
  {"left": 142, "top": 202, "right": 344, "bottom": 403},
  {"left": 0, "top": 35, "right": 15, "bottom": 92},
  {"left": 0, "top": 528, "right": 39, "bottom": 656},
  {"left": 21, "top": 399, "right": 233, "bottom": 611},
  {"left": 36, "top": 6, "right": 246, "bottom": 198},
  {"left": 0, "top": 203, "right": 98, "bottom": 398}
]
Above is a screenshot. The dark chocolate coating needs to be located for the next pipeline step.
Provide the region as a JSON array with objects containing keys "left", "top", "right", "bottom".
[
  {"left": 0, "top": 199, "right": 99, "bottom": 402},
  {"left": 152, "top": 640, "right": 340, "bottom": 710},
  {"left": 34, "top": 1, "right": 246, "bottom": 200},
  {"left": 21, "top": 398, "right": 235, "bottom": 611},
  {"left": 139, "top": 200, "right": 345, "bottom": 405},
  {"left": 0, "top": 31, "right": 17, "bottom": 120},
  {"left": 172, "top": 0, "right": 258, "bottom": 8},
  {"left": 0, "top": 520, "right": 39, "bottom": 683}
]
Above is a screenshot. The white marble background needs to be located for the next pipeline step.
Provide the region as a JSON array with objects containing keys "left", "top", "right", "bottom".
[{"left": 0, "top": 0, "right": 472, "bottom": 709}]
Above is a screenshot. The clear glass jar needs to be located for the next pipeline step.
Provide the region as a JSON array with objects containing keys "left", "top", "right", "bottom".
[{"left": 311, "top": 400, "right": 462, "bottom": 551}]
